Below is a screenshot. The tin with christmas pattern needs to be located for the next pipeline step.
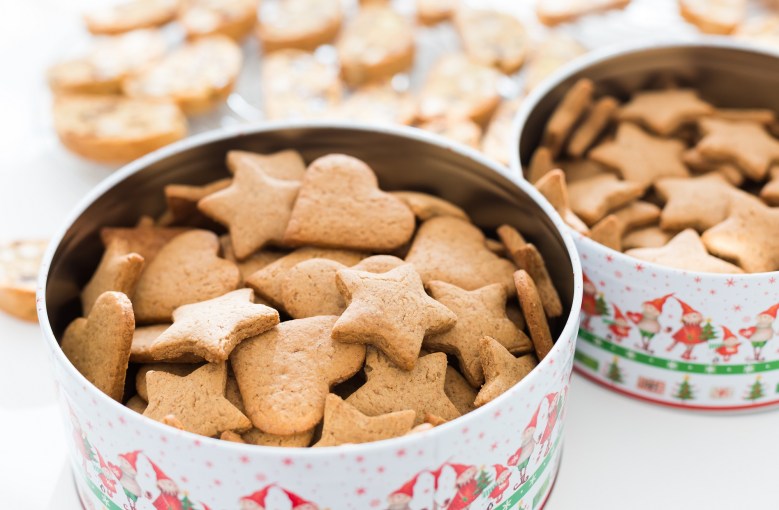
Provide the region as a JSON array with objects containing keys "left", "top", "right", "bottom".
[
  {"left": 513, "top": 41, "right": 779, "bottom": 410},
  {"left": 38, "top": 123, "right": 583, "bottom": 509}
]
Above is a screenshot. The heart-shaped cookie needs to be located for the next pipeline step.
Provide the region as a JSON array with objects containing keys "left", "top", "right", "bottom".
[
  {"left": 132, "top": 230, "right": 240, "bottom": 323},
  {"left": 283, "top": 154, "right": 415, "bottom": 251}
]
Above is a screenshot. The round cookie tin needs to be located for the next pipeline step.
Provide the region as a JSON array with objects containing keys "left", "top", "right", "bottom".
[
  {"left": 38, "top": 123, "right": 582, "bottom": 509},
  {"left": 513, "top": 40, "right": 779, "bottom": 411}
]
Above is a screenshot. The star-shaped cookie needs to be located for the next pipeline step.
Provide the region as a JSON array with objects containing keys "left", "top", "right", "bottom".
[
  {"left": 226, "top": 149, "right": 306, "bottom": 180},
  {"left": 567, "top": 173, "right": 646, "bottom": 225},
  {"left": 761, "top": 166, "right": 779, "bottom": 206},
  {"left": 198, "top": 163, "right": 300, "bottom": 259},
  {"left": 164, "top": 178, "right": 231, "bottom": 226},
  {"left": 61, "top": 291, "right": 134, "bottom": 401},
  {"left": 474, "top": 336, "right": 538, "bottom": 407},
  {"left": 346, "top": 349, "right": 460, "bottom": 425},
  {"left": 534, "top": 169, "right": 590, "bottom": 233},
  {"left": 617, "top": 89, "right": 714, "bottom": 135},
  {"left": 627, "top": 229, "right": 744, "bottom": 273},
  {"left": 333, "top": 264, "right": 457, "bottom": 370},
  {"left": 589, "top": 122, "right": 689, "bottom": 185},
  {"left": 100, "top": 217, "right": 188, "bottom": 262},
  {"left": 230, "top": 315, "right": 366, "bottom": 435},
  {"left": 81, "top": 238, "right": 144, "bottom": 315},
  {"left": 144, "top": 362, "right": 251, "bottom": 437},
  {"left": 696, "top": 118, "right": 779, "bottom": 181},
  {"left": 314, "top": 394, "right": 416, "bottom": 447},
  {"left": 425, "top": 281, "right": 532, "bottom": 387},
  {"left": 702, "top": 199, "right": 779, "bottom": 273},
  {"left": 147, "top": 289, "right": 279, "bottom": 363},
  {"left": 654, "top": 173, "right": 757, "bottom": 232}
]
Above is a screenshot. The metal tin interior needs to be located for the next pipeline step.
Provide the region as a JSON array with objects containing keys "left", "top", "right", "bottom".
[
  {"left": 43, "top": 122, "right": 578, "bottom": 345},
  {"left": 515, "top": 40, "right": 779, "bottom": 169}
]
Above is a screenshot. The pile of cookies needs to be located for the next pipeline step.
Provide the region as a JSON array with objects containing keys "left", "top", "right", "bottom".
[
  {"left": 61, "top": 150, "right": 565, "bottom": 447},
  {"left": 527, "top": 77, "right": 779, "bottom": 274}
]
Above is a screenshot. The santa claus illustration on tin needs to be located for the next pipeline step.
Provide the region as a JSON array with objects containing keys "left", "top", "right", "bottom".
[
  {"left": 627, "top": 293, "right": 674, "bottom": 353},
  {"left": 240, "top": 485, "right": 275, "bottom": 510},
  {"left": 604, "top": 304, "right": 631, "bottom": 342},
  {"left": 537, "top": 393, "right": 561, "bottom": 460},
  {"left": 506, "top": 404, "right": 541, "bottom": 484},
  {"left": 283, "top": 490, "right": 319, "bottom": 510},
  {"left": 665, "top": 298, "right": 716, "bottom": 360},
  {"left": 580, "top": 273, "right": 607, "bottom": 330},
  {"left": 385, "top": 473, "right": 421, "bottom": 510},
  {"left": 740, "top": 303, "right": 779, "bottom": 361},
  {"left": 712, "top": 326, "right": 741, "bottom": 362},
  {"left": 112, "top": 451, "right": 142, "bottom": 506},
  {"left": 444, "top": 464, "right": 480, "bottom": 510},
  {"left": 146, "top": 460, "right": 183, "bottom": 510},
  {"left": 486, "top": 465, "right": 511, "bottom": 506},
  {"left": 95, "top": 450, "right": 118, "bottom": 499}
]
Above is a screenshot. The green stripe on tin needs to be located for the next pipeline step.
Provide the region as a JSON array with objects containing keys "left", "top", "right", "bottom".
[
  {"left": 574, "top": 349, "right": 599, "bottom": 372},
  {"left": 579, "top": 329, "right": 779, "bottom": 375},
  {"left": 85, "top": 478, "right": 124, "bottom": 510},
  {"left": 494, "top": 435, "right": 561, "bottom": 510}
]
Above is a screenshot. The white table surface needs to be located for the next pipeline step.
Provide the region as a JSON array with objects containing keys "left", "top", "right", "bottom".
[{"left": 2, "top": 1, "right": 779, "bottom": 509}]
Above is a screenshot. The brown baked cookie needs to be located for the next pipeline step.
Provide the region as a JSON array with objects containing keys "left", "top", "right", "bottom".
[
  {"left": 0, "top": 239, "right": 48, "bottom": 322},
  {"left": 101, "top": 217, "right": 189, "bottom": 263},
  {"left": 474, "top": 336, "right": 538, "bottom": 407},
  {"left": 761, "top": 166, "right": 779, "bottom": 206},
  {"left": 682, "top": 148, "right": 745, "bottom": 186},
  {"left": 219, "top": 236, "right": 287, "bottom": 283},
  {"left": 230, "top": 315, "right": 366, "bottom": 435},
  {"left": 536, "top": 0, "right": 630, "bottom": 26},
  {"left": 444, "top": 366, "right": 477, "bottom": 415},
  {"left": 508, "top": 244, "right": 563, "bottom": 319},
  {"left": 524, "top": 33, "right": 585, "bottom": 92},
  {"left": 417, "top": 54, "right": 502, "bottom": 127},
  {"left": 568, "top": 173, "right": 647, "bottom": 225},
  {"left": 245, "top": 247, "right": 365, "bottom": 307},
  {"left": 514, "top": 270, "right": 554, "bottom": 361},
  {"left": 567, "top": 96, "right": 620, "bottom": 157},
  {"left": 679, "top": 0, "right": 744, "bottom": 34},
  {"left": 242, "top": 428, "right": 315, "bottom": 447},
  {"left": 391, "top": 191, "right": 469, "bottom": 222},
  {"left": 416, "top": 0, "right": 457, "bottom": 25},
  {"left": 696, "top": 118, "right": 779, "bottom": 181},
  {"left": 482, "top": 98, "right": 524, "bottom": 165},
  {"left": 630, "top": 229, "right": 744, "bottom": 273},
  {"left": 135, "top": 363, "right": 202, "bottom": 401},
  {"left": 405, "top": 216, "right": 517, "bottom": 295},
  {"left": 126, "top": 395, "right": 148, "bottom": 414},
  {"left": 179, "top": 0, "right": 258, "bottom": 40},
  {"left": 199, "top": 164, "right": 300, "bottom": 260},
  {"left": 226, "top": 149, "right": 306, "bottom": 181},
  {"left": 53, "top": 95, "right": 187, "bottom": 164},
  {"left": 327, "top": 84, "right": 416, "bottom": 126},
  {"left": 123, "top": 35, "right": 242, "bottom": 115},
  {"left": 346, "top": 350, "right": 460, "bottom": 425},
  {"left": 618, "top": 89, "right": 714, "bottom": 136},
  {"left": 132, "top": 230, "right": 240, "bottom": 323},
  {"left": 163, "top": 179, "right": 231, "bottom": 227},
  {"left": 283, "top": 154, "right": 415, "bottom": 251},
  {"left": 589, "top": 215, "right": 622, "bottom": 251},
  {"left": 337, "top": 6, "right": 414, "bottom": 86},
  {"left": 333, "top": 264, "right": 456, "bottom": 371},
  {"left": 258, "top": 0, "right": 341, "bottom": 52},
  {"left": 418, "top": 118, "right": 483, "bottom": 149},
  {"left": 534, "top": 169, "right": 590, "bottom": 234},
  {"left": 456, "top": 9, "right": 528, "bottom": 74},
  {"left": 426, "top": 281, "right": 531, "bottom": 386},
  {"left": 622, "top": 226, "right": 673, "bottom": 250},
  {"left": 48, "top": 29, "right": 167, "bottom": 95},
  {"left": 144, "top": 362, "right": 251, "bottom": 436},
  {"left": 261, "top": 49, "right": 343, "bottom": 120},
  {"left": 84, "top": 0, "right": 178, "bottom": 35},
  {"left": 61, "top": 292, "right": 134, "bottom": 401},
  {"left": 314, "top": 394, "right": 416, "bottom": 447},
  {"left": 81, "top": 239, "right": 144, "bottom": 316},
  {"left": 147, "top": 289, "right": 279, "bottom": 363},
  {"left": 131, "top": 324, "right": 202, "bottom": 363},
  {"left": 542, "top": 78, "right": 593, "bottom": 158}
]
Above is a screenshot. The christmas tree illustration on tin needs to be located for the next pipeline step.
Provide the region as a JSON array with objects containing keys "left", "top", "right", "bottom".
[
  {"left": 605, "top": 356, "right": 624, "bottom": 384},
  {"left": 672, "top": 375, "right": 695, "bottom": 401},
  {"left": 744, "top": 376, "right": 765, "bottom": 402}
]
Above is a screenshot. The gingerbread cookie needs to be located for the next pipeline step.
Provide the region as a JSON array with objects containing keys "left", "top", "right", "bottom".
[
  {"left": 101, "top": 217, "right": 188, "bottom": 263},
  {"left": 514, "top": 270, "right": 554, "bottom": 361},
  {"left": 456, "top": 9, "right": 528, "bottom": 74},
  {"left": 418, "top": 118, "right": 483, "bottom": 149},
  {"left": 627, "top": 229, "right": 744, "bottom": 273},
  {"left": 0, "top": 239, "right": 47, "bottom": 322},
  {"left": 84, "top": 0, "right": 178, "bottom": 34},
  {"left": 124, "top": 35, "right": 242, "bottom": 115},
  {"left": 617, "top": 89, "right": 714, "bottom": 136},
  {"left": 406, "top": 216, "right": 517, "bottom": 295},
  {"left": 679, "top": 0, "right": 745, "bottom": 34},
  {"left": 61, "top": 292, "right": 134, "bottom": 401},
  {"left": 53, "top": 95, "right": 187, "bottom": 164},
  {"left": 534, "top": 169, "right": 590, "bottom": 234},
  {"left": 328, "top": 84, "right": 415, "bottom": 126},
  {"left": 258, "top": 0, "right": 341, "bottom": 52},
  {"left": 261, "top": 50, "right": 342, "bottom": 120},
  {"left": 126, "top": 395, "right": 148, "bottom": 414},
  {"left": 314, "top": 394, "right": 416, "bottom": 447},
  {"left": 622, "top": 226, "right": 673, "bottom": 250},
  {"left": 482, "top": 98, "right": 524, "bottom": 165},
  {"left": 220, "top": 238, "right": 286, "bottom": 284},
  {"left": 226, "top": 149, "right": 306, "bottom": 181},
  {"left": 567, "top": 173, "right": 646, "bottom": 226},
  {"left": 48, "top": 29, "right": 167, "bottom": 95},
  {"left": 567, "top": 96, "right": 619, "bottom": 157},
  {"left": 131, "top": 325, "right": 201, "bottom": 363},
  {"left": 416, "top": 0, "right": 457, "bottom": 25},
  {"left": 536, "top": 0, "right": 631, "bottom": 26},
  {"left": 230, "top": 315, "right": 365, "bottom": 435},
  {"left": 199, "top": 163, "right": 300, "bottom": 260},
  {"left": 337, "top": 6, "right": 414, "bottom": 86},
  {"left": 333, "top": 264, "right": 456, "bottom": 370},
  {"left": 589, "top": 215, "right": 622, "bottom": 251},
  {"left": 542, "top": 78, "right": 593, "bottom": 157},
  {"left": 132, "top": 230, "right": 240, "bottom": 323},
  {"left": 474, "top": 336, "right": 537, "bottom": 407},
  {"left": 180, "top": 0, "right": 258, "bottom": 40},
  {"left": 417, "top": 54, "right": 502, "bottom": 127},
  {"left": 524, "top": 33, "right": 585, "bottom": 92},
  {"left": 760, "top": 166, "right": 779, "bottom": 206},
  {"left": 390, "top": 191, "right": 469, "bottom": 222},
  {"left": 283, "top": 154, "right": 415, "bottom": 251},
  {"left": 144, "top": 362, "right": 251, "bottom": 436},
  {"left": 346, "top": 350, "right": 460, "bottom": 425},
  {"left": 508, "top": 244, "right": 564, "bottom": 318},
  {"left": 163, "top": 179, "right": 231, "bottom": 229},
  {"left": 81, "top": 238, "right": 144, "bottom": 316},
  {"left": 696, "top": 118, "right": 779, "bottom": 181},
  {"left": 426, "top": 281, "right": 532, "bottom": 386},
  {"left": 444, "top": 366, "right": 477, "bottom": 415},
  {"left": 136, "top": 363, "right": 201, "bottom": 401}
]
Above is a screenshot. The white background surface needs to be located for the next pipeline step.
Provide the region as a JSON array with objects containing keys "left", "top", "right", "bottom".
[{"left": 2, "top": 0, "right": 779, "bottom": 509}]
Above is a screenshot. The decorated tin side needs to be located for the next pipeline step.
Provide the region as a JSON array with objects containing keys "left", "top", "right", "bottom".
[{"left": 39, "top": 123, "right": 583, "bottom": 509}]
